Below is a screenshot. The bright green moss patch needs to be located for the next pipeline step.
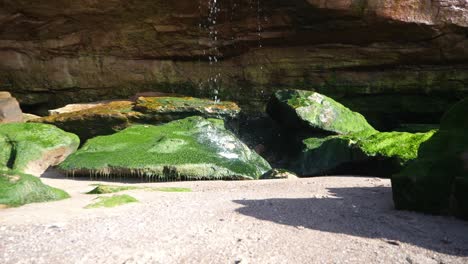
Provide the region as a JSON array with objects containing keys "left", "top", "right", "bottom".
[
  {"left": 85, "top": 194, "right": 138, "bottom": 209},
  {"left": 87, "top": 184, "right": 191, "bottom": 194},
  {"left": 0, "top": 123, "right": 79, "bottom": 174},
  {"left": 60, "top": 116, "right": 271, "bottom": 181},
  {"left": 87, "top": 185, "right": 139, "bottom": 194},
  {"left": 300, "top": 130, "right": 436, "bottom": 176},
  {"left": 0, "top": 170, "right": 69, "bottom": 207},
  {"left": 156, "top": 187, "right": 192, "bottom": 192},
  {"left": 358, "top": 131, "right": 437, "bottom": 162},
  {"left": 268, "top": 89, "right": 377, "bottom": 134}
]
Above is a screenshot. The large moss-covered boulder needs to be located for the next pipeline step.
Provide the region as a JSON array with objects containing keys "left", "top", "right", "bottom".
[
  {"left": 0, "top": 123, "right": 80, "bottom": 176},
  {"left": 0, "top": 170, "right": 69, "bottom": 207},
  {"left": 299, "top": 130, "right": 436, "bottom": 177},
  {"left": 35, "top": 97, "right": 240, "bottom": 141},
  {"left": 267, "top": 90, "right": 377, "bottom": 135},
  {"left": 59, "top": 116, "right": 271, "bottom": 181},
  {"left": 392, "top": 98, "right": 468, "bottom": 219}
]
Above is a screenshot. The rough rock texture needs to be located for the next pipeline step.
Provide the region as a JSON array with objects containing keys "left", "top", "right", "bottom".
[
  {"left": 0, "top": 1, "right": 467, "bottom": 127},
  {"left": 34, "top": 97, "right": 240, "bottom": 141},
  {"left": 59, "top": 116, "right": 271, "bottom": 181},
  {"left": 0, "top": 123, "right": 79, "bottom": 176},
  {"left": 392, "top": 98, "right": 468, "bottom": 219},
  {"left": 0, "top": 92, "right": 22, "bottom": 123},
  {"left": 267, "top": 89, "right": 376, "bottom": 134}
]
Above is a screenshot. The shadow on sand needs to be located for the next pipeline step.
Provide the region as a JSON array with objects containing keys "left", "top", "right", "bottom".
[{"left": 233, "top": 186, "right": 468, "bottom": 256}]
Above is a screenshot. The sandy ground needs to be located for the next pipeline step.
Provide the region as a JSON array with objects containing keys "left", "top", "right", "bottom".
[{"left": 1, "top": 173, "right": 468, "bottom": 264}]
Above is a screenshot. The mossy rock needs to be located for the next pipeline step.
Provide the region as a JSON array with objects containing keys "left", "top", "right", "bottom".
[
  {"left": 134, "top": 96, "right": 240, "bottom": 119},
  {"left": 59, "top": 116, "right": 271, "bottom": 181},
  {"left": 299, "top": 130, "right": 436, "bottom": 177},
  {"left": 0, "top": 170, "right": 69, "bottom": 207},
  {"left": 85, "top": 194, "right": 138, "bottom": 209},
  {"left": 34, "top": 97, "right": 240, "bottom": 141},
  {"left": 267, "top": 89, "right": 377, "bottom": 135},
  {"left": 0, "top": 123, "right": 79, "bottom": 176},
  {"left": 34, "top": 101, "right": 138, "bottom": 141},
  {"left": 392, "top": 98, "right": 468, "bottom": 219}
]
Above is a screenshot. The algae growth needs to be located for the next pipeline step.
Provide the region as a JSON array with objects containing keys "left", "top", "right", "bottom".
[
  {"left": 85, "top": 194, "right": 139, "bottom": 209},
  {"left": 60, "top": 116, "right": 271, "bottom": 181}
]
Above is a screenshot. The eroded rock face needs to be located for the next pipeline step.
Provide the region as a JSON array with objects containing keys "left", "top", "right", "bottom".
[
  {"left": 59, "top": 116, "right": 272, "bottom": 181},
  {"left": 0, "top": 1, "right": 467, "bottom": 126}
]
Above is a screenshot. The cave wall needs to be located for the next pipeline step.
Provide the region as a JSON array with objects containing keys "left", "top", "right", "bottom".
[{"left": 0, "top": 0, "right": 467, "bottom": 126}]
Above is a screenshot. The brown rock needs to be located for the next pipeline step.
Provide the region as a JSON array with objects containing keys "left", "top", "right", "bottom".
[
  {"left": 0, "top": 92, "right": 12, "bottom": 99},
  {"left": 0, "top": 96, "right": 22, "bottom": 123}
]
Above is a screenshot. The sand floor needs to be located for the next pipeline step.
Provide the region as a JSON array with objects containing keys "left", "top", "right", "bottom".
[{"left": 1, "top": 173, "right": 468, "bottom": 263}]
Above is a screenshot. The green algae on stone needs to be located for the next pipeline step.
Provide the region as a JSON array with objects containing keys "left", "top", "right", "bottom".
[
  {"left": 0, "top": 170, "right": 70, "bottom": 207},
  {"left": 267, "top": 89, "right": 377, "bottom": 135},
  {"left": 392, "top": 98, "right": 468, "bottom": 219},
  {"left": 0, "top": 123, "right": 79, "bottom": 176},
  {"left": 34, "top": 100, "right": 138, "bottom": 141},
  {"left": 34, "top": 97, "right": 241, "bottom": 142},
  {"left": 60, "top": 116, "right": 271, "bottom": 181},
  {"left": 85, "top": 194, "right": 138, "bottom": 209},
  {"left": 299, "top": 130, "right": 436, "bottom": 177},
  {"left": 87, "top": 184, "right": 191, "bottom": 194},
  {"left": 134, "top": 96, "right": 240, "bottom": 119}
]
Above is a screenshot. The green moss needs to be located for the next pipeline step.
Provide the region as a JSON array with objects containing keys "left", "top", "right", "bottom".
[
  {"left": 60, "top": 116, "right": 271, "bottom": 181},
  {"left": 85, "top": 194, "right": 138, "bottom": 209},
  {"left": 134, "top": 96, "right": 240, "bottom": 118},
  {"left": 0, "top": 170, "right": 70, "bottom": 207},
  {"left": 156, "top": 187, "right": 192, "bottom": 192},
  {"left": 34, "top": 101, "right": 137, "bottom": 141},
  {"left": 300, "top": 130, "right": 436, "bottom": 176},
  {"left": 271, "top": 90, "right": 377, "bottom": 134},
  {"left": 359, "top": 131, "right": 437, "bottom": 162},
  {"left": 87, "top": 184, "right": 191, "bottom": 194},
  {"left": 0, "top": 123, "right": 80, "bottom": 173}
]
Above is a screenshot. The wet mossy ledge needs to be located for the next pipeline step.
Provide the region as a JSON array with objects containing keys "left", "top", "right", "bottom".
[
  {"left": 34, "top": 96, "right": 241, "bottom": 141},
  {"left": 298, "top": 130, "right": 436, "bottom": 177},
  {"left": 0, "top": 170, "right": 69, "bottom": 208},
  {"left": 59, "top": 116, "right": 271, "bottom": 181}
]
